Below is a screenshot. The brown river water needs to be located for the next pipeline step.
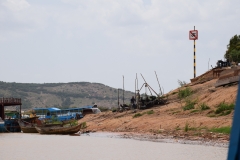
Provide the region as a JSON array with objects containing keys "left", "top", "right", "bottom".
[{"left": 0, "top": 133, "right": 228, "bottom": 160}]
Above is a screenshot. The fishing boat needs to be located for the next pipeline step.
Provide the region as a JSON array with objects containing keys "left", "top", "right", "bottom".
[
  {"left": 18, "top": 119, "right": 39, "bottom": 133},
  {"left": 18, "top": 118, "right": 76, "bottom": 133},
  {"left": 35, "top": 123, "right": 82, "bottom": 134}
]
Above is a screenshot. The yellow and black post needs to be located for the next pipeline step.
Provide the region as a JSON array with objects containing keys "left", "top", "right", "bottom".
[{"left": 194, "top": 26, "right": 196, "bottom": 78}]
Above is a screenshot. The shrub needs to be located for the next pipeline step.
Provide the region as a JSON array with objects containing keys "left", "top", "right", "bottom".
[
  {"left": 209, "top": 126, "right": 231, "bottom": 134},
  {"left": 81, "top": 122, "right": 87, "bottom": 129},
  {"left": 178, "top": 80, "right": 187, "bottom": 87},
  {"left": 175, "top": 126, "right": 181, "bottom": 130},
  {"left": 172, "top": 111, "right": 181, "bottom": 114},
  {"left": 171, "top": 92, "right": 177, "bottom": 95},
  {"left": 178, "top": 87, "right": 192, "bottom": 99},
  {"left": 70, "top": 120, "right": 78, "bottom": 126},
  {"left": 183, "top": 99, "right": 196, "bottom": 111},
  {"left": 146, "top": 110, "right": 154, "bottom": 115},
  {"left": 184, "top": 122, "right": 189, "bottom": 132},
  {"left": 200, "top": 103, "right": 210, "bottom": 111},
  {"left": 190, "top": 109, "right": 199, "bottom": 113},
  {"left": 133, "top": 113, "right": 143, "bottom": 118},
  {"left": 220, "top": 110, "right": 232, "bottom": 116},
  {"left": 215, "top": 102, "right": 234, "bottom": 114}
]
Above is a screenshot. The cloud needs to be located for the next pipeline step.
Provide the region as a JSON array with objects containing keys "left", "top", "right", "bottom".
[
  {"left": 2, "top": 0, "right": 30, "bottom": 12},
  {"left": 0, "top": 0, "right": 48, "bottom": 41},
  {"left": 0, "top": 0, "right": 239, "bottom": 92}
]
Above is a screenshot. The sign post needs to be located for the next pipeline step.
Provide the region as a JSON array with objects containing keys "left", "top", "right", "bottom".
[{"left": 189, "top": 26, "right": 198, "bottom": 78}]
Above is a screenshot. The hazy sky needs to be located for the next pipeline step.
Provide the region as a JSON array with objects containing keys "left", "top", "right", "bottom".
[{"left": 0, "top": 0, "right": 239, "bottom": 94}]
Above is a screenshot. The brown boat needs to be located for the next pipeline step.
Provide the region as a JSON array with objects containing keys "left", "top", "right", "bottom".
[
  {"left": 18, "top": 122, "right": 38, "bottom": 133},
  {"left": 35, "top": 123, "right": 82, "bottom": 134},
  {"left": 18, "top": 117, "right": 41, "bottom": 133},
  {"left": 18, "top": 118, "right": 75, "bottom": 133}
]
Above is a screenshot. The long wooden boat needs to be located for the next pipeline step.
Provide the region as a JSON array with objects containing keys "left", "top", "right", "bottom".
[
  {"left": 19, "top": 125, "right": 38, "bottom": 133},
  {"left": 18, "top": 118, "right": 72, "bottom": 133},
  {"left": 18, "top": 119, "right": 39, "bottom": 133},
  {"left": 35, "top": 123, "right": 82, "bottom": 134}
]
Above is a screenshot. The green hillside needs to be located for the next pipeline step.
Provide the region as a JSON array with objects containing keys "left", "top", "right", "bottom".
[{"left": 0, "top": 81, "right": 134, "bottom": 110}]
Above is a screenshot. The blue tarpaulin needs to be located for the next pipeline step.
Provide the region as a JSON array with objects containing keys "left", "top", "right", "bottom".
[{"left": 228, "top": 82, "right": 240, "bottom": 159}]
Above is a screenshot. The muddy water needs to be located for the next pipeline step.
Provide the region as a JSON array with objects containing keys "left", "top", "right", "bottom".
[{"left": 0, "top": 133, "right": 228, "bottom": 160}]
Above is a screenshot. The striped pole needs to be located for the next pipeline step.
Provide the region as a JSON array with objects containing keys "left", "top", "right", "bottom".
[
  {"left": 194, "top": 26, "right": 196, "bottom": 78},
  {"left": 123, "top": 75, "right": 124, "bottom": 104}
]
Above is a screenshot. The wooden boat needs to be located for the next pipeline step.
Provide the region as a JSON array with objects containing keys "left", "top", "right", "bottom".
[
  {"left": 18, "top": 121, "right": 38, "bottom": 133},
  {"left": 35, "top": 123, "right": 82, "bottom": 134},
  {"left": 18, "top": 118, "right": 74, "bottom": 133},
  {"left": 18, "top": 119, "right": 40, "bottom": 133}
]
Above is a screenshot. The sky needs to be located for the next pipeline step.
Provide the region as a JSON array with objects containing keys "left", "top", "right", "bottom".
[{"left": 0, "top": 0, "right": 240, "bottom": 95}]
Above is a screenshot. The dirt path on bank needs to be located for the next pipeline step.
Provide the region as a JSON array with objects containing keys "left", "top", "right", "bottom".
[{"left": 78, "top": 79, "right": 238, "bottom": 143}]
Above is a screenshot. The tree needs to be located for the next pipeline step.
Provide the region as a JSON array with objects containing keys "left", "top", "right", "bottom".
[{"left": 224, "top": 35, "right": 240, "bottom": 63}]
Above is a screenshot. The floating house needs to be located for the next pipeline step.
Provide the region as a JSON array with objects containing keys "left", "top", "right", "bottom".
[{"left": 0, "top": 98, "right": 22, "bottom": 132}]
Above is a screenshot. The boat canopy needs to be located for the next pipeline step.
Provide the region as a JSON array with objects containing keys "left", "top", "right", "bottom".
[
  {"left": 33, "top": 107, "right": 60, "bottom": 112},
  {"left": 33, "top": 107, "right": 86, "bottom": 120}
]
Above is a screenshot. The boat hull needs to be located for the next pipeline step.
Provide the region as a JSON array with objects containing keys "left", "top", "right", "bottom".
[
  {"left": 18, "top": 120, "right": 38, "bottom": 133},
  {"left": 35, "top": 123, "right": 82, "bottom": 134},
  {"left": 21, "top": 126, "right": 38, "bottom": 133}
]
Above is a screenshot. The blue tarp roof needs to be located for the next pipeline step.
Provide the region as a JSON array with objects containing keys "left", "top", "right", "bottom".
[
  {"left": 33, "top": 107, "right": 61, "bottom": 112},
  {"left": 33, "top": 106, "right": 93, "bottom": 112}
]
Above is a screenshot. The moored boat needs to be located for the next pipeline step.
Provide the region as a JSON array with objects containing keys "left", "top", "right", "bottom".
[
  {"left": 18, "top": 118, "right": 75, "bottom": 133},
  {"left": 35, "top": 123, "right": 82, "bottom": 134},
  {"left": 18, "top": 117, "right": 41, "bottom": 133},
  {"left": 18, "top": 121, "right": 38, "bottom": 133}
]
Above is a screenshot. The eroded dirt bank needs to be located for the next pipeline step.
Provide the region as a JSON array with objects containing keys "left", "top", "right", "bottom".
[{"left": 78, "top": 79, "right": 237, "bottom": 144}]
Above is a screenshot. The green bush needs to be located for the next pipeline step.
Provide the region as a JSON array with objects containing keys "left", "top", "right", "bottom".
[
  {"left": 183, "top": 99, "right": 196, "bottom": 111},
  {"left": 215, "top": 102, "right": 234, "bottom": 114},
  {"left": 81, "top": 122, "right": 87, "bottom": 129},
  {"left": 220, "top": 110, "right": 232, "bottom": 116},
  {"left": 171, "top": 92, "right": 177, "bottom": 95},
  {"left": 209, "top": 126, "right": 231, "bottom": 134},
  {"left": 178, "top": 80, "right": 187, "bottom": 87},
  {"left": 146, "top": 110, "right": 154, "bottom": 115},
  {"left": 184, "top": 122, "right": 189, "bottom": 132},
  {"left": 200, "top": 103, "right": 210, "bottom": 111},
  {"left": 190, "top": 109, "right": 199, "bottom": 113},
  {"left": 178, "top": 87, "right": 192, "bottom": 99},
  {"left": 98, "top": 106, "right": 109, "bottom": 112},
  {"left": 70, "top": 120, "right": 78, "bottom": 126},
  {"left": 133, "top": 113, "right": 143, "bottom": 118}
]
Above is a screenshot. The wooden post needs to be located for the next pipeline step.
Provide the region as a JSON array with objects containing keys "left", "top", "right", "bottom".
[
  {"left": 118, "top": 89, "right": 119, "bottom": 107},
  {"left": 20, "top": 105, "right": 22, "bottom": 119},
  {"left": 0, "top": 104, "right": 4, "bottom": 120},
  {"left": 135, "top": 73, "right": 138, "bottom": 99}
]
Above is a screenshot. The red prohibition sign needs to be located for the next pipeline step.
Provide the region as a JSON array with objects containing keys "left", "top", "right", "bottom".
[{"left": 189, "top": 30, "right": 198, "bottom": 40}]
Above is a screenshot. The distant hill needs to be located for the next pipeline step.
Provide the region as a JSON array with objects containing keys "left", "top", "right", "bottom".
[{"left": 0, "top": 81, "right": 134, "bottom": 109}]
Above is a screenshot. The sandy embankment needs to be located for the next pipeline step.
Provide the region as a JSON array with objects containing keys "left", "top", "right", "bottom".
[{"left": 78, "top": 79, "right": 237, "bottom": 145}]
